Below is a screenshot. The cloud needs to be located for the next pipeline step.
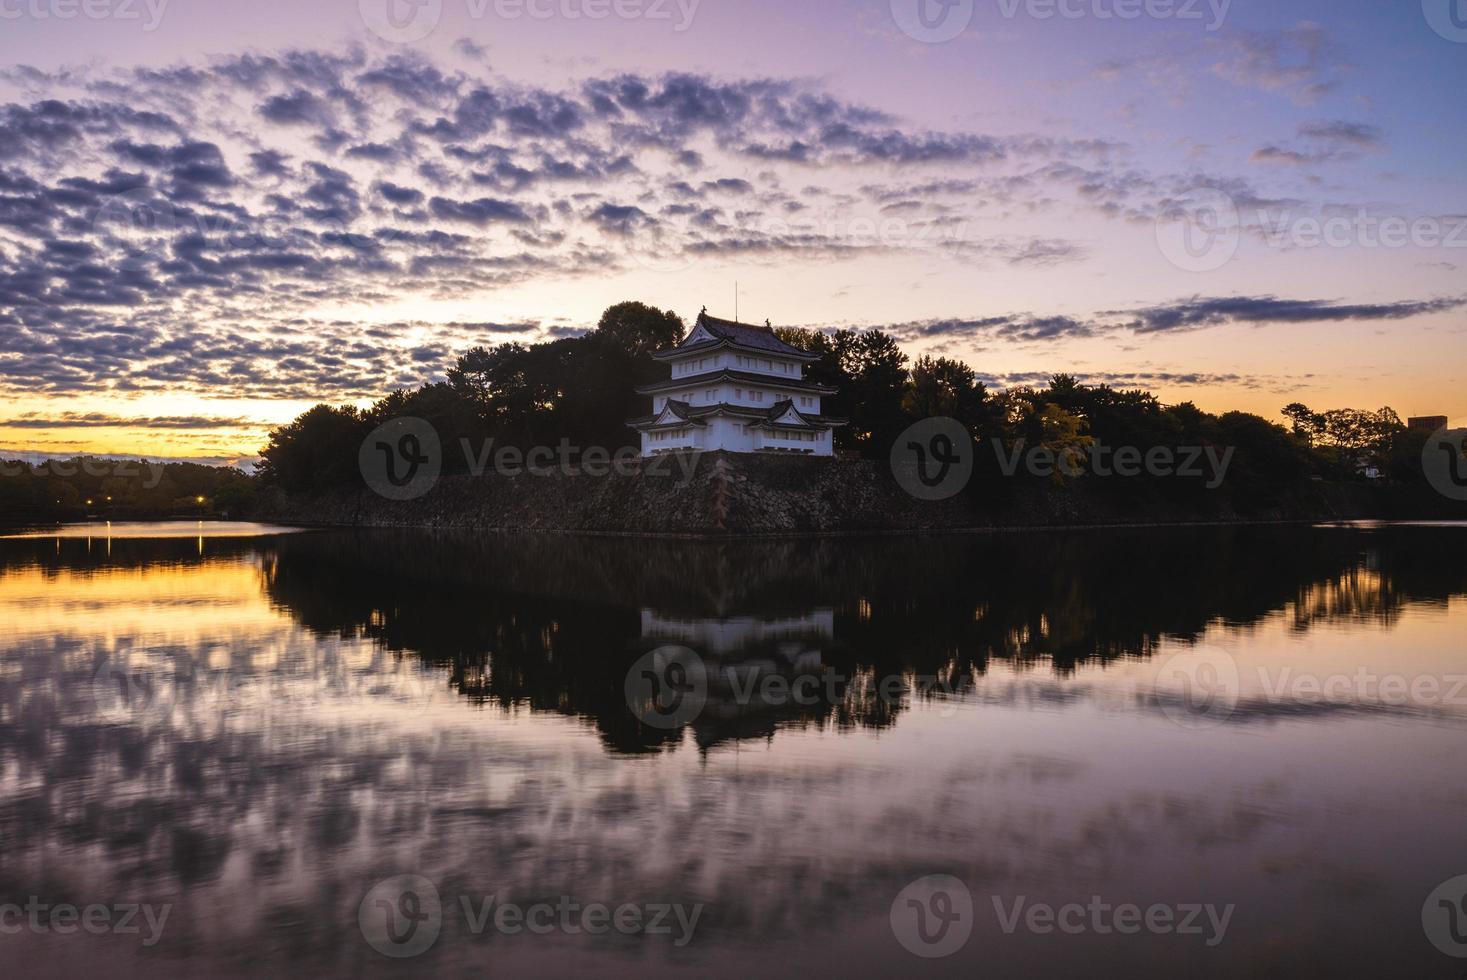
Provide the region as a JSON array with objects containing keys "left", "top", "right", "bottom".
[
  {"left": 1101, "top": 295, "right": 1466, "bottom": 333},
  {"left": 428, "top": 195, "right": 533, "bottom": 225},
  {"left": 1208, "top": 24, "right": 1343, "bottom": 106},
  {"left": 884, "top": 314, "right": 1097, "bottom": 345},
  {"left": 1298, "top": 120, "right": 1383, "bottom": 149},
  {"left": 0, "top": 412, "right": 260, "bottom": 429},
  {"left": 1252, "top": 120, "right": 1385, "bottom": 166},
  {"left": 0, "top": 44, "right": 1426, "bottom": 411}
]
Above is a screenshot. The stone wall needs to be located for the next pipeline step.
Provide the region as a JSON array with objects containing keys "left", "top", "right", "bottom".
[{"left": 255, "top": 450, "right": 1459, "bottom": 535}]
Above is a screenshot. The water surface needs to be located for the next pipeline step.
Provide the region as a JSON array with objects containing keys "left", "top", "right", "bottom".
[{"left": 1, "top": 522, "right": 1464, "bottom": 977}]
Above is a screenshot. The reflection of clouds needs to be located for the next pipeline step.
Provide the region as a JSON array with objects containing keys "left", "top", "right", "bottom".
[
  {"left": 1139, "top": 690, "right": 1467, "bottom": 725},
  {"left": 0, "top": 684, "right": 1307, "bottom": 963},
  {"left": 2, "top": 527, "right": 1467, "bottom": 975}
]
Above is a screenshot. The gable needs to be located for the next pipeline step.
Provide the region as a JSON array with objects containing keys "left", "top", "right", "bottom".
[
  {"left": 652, "top": 403, "right": 686, "bottom": 425},
  {"left": 683, "top": 323, "right": 716, "bottom": 346}
]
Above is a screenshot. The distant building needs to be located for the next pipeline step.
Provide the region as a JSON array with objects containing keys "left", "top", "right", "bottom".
[
  {"left": 1409, "top": 416, "right": 1449, "bottom": 431},
  {"left": 628, "top": 310, "right": 845, "bottom": 457}
]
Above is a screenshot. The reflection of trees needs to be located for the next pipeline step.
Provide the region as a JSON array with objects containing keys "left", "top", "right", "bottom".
[
  {"left": 248, "top": 524, "right": 1467, "bottom": 751},
  {"left": 0, "top": 525, "right": 1465, "bottom": 978},
  {"left": 4, "top": 524, "right": 1460, "bottom": 756}
]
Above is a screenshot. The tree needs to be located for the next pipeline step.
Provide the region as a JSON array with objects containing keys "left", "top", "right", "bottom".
[
  {"left": 1282, "top": 403, "right": 1326, "bottom": 444},
  {"left": 594, "top": 301, "right": 684, "bottom": 359},
  {"left": 836, "top": 329, "right": 909, "bottom": 455},
  {"left": 257, "top": 404, "right": 366, "bottom": 492},
  {"left": 1036, "top": 404, "right": 1093, "bottom": 479}
]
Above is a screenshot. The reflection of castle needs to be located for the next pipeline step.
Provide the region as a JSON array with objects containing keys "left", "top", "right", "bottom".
[
  {"left": 640, "top": 608, "right": 832, "bottom": 661},
  {"left": 641, "top": 607, "right": 836, "bottom": 741}
]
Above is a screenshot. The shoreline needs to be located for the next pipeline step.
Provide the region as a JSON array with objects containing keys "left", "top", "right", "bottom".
[
  {"left": 250, "top": 452, "right": 1465, "bottom": 537},
  {"left": 262, "top": 515, "right": 1352, "bottom": 540}
]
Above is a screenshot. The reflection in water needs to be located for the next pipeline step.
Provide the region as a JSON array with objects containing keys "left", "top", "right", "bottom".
[{"left": 0, "top": 524, "right": 1464, "bottom": 978}]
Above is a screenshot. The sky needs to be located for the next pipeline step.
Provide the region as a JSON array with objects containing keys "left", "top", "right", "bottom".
[{"left": 0, "top": 0, "right": 1463, "bottom": 463}]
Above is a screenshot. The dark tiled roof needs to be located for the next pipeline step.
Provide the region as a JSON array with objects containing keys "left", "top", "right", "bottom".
[
  {"left": 635, "top": 368, "right": 836, "bottom": 396},
  {"left": 655, "top": 311, "right": 816, "bottom": 360},
  {"left": 628, "top": 399, "right": 845, "bottom": 429}
]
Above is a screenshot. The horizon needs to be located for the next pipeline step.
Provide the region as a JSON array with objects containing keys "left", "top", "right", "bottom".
[
  {"left": 0, "top": 0, "right": 1463, "bottom": 464},
  {"left": 1, "top": 307, "right": 1463, "bottom": 471}
]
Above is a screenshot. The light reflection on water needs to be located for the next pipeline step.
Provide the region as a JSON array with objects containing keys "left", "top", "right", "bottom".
[
  {"left": 0, "top": 523, "right": 1464, "bottom": 978},
  {"left": 0, "top": 520, "right": 307, "bottom": 540}
]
